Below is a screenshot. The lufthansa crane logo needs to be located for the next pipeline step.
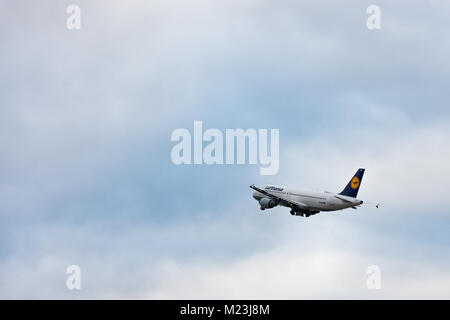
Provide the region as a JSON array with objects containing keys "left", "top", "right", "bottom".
[{"left": 351, "top": 176, "right": 360, "bottom": 189}]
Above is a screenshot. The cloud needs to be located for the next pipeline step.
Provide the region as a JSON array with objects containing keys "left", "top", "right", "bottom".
[
  {"left": 146, "top": 240, "right": 450, "bottom": 299},
  {"left": 280, "top": 121, "right": 450, "bottom": 213},
  {"left": 1, "top": 0, "right": 450, "bottom": 299}
]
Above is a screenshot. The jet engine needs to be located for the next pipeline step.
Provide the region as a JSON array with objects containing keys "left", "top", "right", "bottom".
[{"left": 259, "top": 198, "right": 276, "bottom": 209}]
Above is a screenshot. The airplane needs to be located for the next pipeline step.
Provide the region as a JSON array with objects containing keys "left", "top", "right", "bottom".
[{"left": 250, "top": 168, "right": 367, "bottom": 217}]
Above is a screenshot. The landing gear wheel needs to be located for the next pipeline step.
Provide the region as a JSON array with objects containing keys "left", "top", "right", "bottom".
[{"left": 290, "top": 209, "right": 295, "bottom": 215}]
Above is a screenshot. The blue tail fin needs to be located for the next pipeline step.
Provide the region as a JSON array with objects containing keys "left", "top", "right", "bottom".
[{"left": 339, "top": 168, "right": 365, "bottom": 198}]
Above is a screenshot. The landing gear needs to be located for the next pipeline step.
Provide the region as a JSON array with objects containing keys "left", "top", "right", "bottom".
[
  {"left": 291, "top": 209, "right": 304, "bottom": 217},
  {"left": 290, "top": 208, "right": 317, "bottom": 217},
  {"left": 260, "top": 207, "right": 265, "bottom": 211}
]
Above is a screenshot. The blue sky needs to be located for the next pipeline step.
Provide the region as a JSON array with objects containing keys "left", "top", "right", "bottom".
[{"left": 1, "top": 0, "right": 450, "bottom": 298}]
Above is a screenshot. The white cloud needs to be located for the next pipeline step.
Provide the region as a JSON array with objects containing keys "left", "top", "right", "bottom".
[
  {"left": 2, "top": 0, "right": 450, "bottom": 299},
  {"left": 145, "top": 243, "right": 450, "bottom": 299},
  {"left": 281, "top": 122, "right": 450, "bottom": 213}
]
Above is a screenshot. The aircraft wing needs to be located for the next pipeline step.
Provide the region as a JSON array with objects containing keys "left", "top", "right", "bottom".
[{"left": 250, "top": 185, "right": 309, "bottom": 209}]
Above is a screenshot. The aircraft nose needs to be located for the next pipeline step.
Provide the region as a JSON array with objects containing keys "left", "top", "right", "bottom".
[{"left": 252, "top": 191, "right": 261, "bottom": 200}]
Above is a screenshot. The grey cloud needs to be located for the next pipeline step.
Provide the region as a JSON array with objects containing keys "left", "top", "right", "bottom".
[{"left": 1, "top": 0, "right": 450, "bottom": 298}]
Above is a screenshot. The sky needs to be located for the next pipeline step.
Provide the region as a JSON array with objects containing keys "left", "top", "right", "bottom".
[{"left": 1, "top": 0, "right": 450, "bottom": 299}]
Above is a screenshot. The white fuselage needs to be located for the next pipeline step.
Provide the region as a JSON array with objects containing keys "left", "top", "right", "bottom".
[{"left": 252, "top": 185, "right": 363, "bottom": 212}]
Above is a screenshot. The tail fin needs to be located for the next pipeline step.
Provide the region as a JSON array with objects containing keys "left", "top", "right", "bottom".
[{"left": 339, "top": 168, "right": 365, "bottom": 198}]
